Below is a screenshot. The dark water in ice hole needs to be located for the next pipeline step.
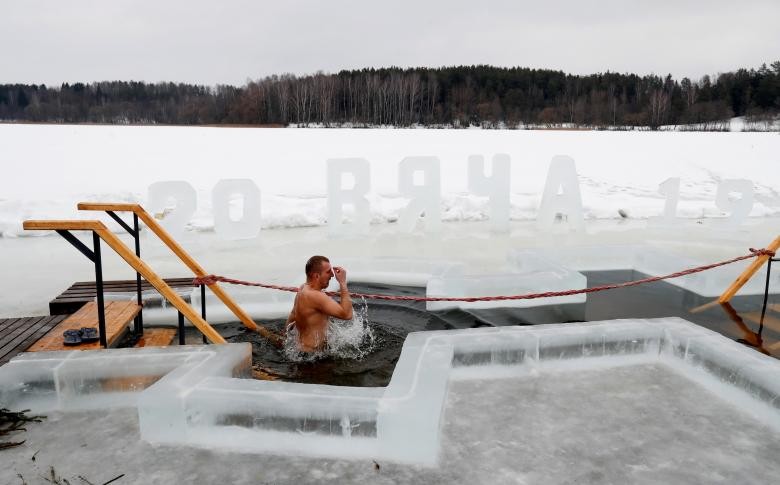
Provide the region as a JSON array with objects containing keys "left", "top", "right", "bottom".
[{"left": 211, "top": 271, "right": 779, "bottom": 387}]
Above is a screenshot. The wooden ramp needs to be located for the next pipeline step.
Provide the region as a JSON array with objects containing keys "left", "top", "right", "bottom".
[
  {"left": 50, "top": 277, "right": 195, "bottom": 315},
  {"left": 0, "top": 315, "right": 68, "bottom": 365},
  {"left": 27, "top": 301, "right": 141, "bottom": 352}
]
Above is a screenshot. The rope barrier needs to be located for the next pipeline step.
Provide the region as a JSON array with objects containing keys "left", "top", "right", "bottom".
[{"left": 193, "top": 248, "right": 776, "bottom": 303}]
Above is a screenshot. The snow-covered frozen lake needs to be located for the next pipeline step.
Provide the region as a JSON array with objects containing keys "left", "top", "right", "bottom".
[
  {"left": 0, "top": 124, "right": 778, "bottom": 234},
  {"left": 0, "top": 124, "right": 778, "bottom": 318},
  {"left": 2, "top": 126, "right": 780, "bottom": 483}
]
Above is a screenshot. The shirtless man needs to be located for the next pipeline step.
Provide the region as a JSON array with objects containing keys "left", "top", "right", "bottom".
[{"left": 286, "top": 255, "right": 353, "bottom": 352}]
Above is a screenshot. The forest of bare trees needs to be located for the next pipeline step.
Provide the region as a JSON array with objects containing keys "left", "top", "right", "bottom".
[{"left": 1, "top": 63, "right": 779, "bottom": 130}]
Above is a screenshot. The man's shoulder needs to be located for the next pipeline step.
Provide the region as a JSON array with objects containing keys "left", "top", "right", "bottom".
[
  {"left": 310, "top": 289, "right": 331, "bottom": 301},
  {"left": 300, "top": 287, "right": 329, "bottom": 302}
]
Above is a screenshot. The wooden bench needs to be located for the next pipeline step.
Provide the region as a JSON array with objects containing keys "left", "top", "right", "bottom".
[{"left": 27, "top": 301, "right": 141, "bottom": 352}]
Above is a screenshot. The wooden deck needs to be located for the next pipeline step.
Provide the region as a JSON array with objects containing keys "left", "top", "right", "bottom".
[
  {"left": 1, "top": 277, "right": 195, "bottom": 364},
  {"left": 27, "top": 301, "right": 141, "bottom": 352},
  {"left": 0, "top": 315, "right": 68, "bottom": 365},
  {"left": 1, "top": 315, "right": 182, "bottom": 365},
  {"left": 49, "top": 277, "right": 195, "bottom": 315}
]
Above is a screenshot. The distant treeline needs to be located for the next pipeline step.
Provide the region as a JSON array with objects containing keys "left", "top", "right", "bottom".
[{"left": 1, "top": 63, "right": 779, "bottom": 129}]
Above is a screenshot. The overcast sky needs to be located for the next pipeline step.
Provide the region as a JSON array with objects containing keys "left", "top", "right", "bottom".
[{"left": 4, "top": 0, "right": 779, "bottom": 86}]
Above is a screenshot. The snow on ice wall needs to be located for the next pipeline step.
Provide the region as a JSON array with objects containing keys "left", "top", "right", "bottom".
[{"left": 2, "top": 318, "right": 780, "bottom": 465}]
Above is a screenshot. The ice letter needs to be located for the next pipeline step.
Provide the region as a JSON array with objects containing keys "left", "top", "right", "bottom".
[
  {"left": 212, "top": 179, "right": 262, "bottom": 240},
  {"left": 468, "top": 154, "right": 510, "bottom": 233},
  {"left": 327, "top": 158, "right": 370, "bottom": 236},
  {"left": 147, "top": 181, "right": 197, "bottom": 238},
  {"left": 536, "top": 155, "right": 584, "bottom": 231},
  {"left": 398, "top": 156, "right": 441, "bottom": 233},
  {"left": 648, "top": 177, "right": 681, "bottom": 226},
  {"left": 716, "top": 179, "right": 753, "bottom": 227}
]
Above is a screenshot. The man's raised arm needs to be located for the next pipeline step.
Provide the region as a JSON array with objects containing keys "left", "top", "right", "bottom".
[{"left": 317, "top": 266, "right": 352, "bottom": 320}]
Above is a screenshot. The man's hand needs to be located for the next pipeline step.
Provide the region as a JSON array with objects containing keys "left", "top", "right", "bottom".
[{"left": 333, "top": 266, "right": 348, "bottom": 287}]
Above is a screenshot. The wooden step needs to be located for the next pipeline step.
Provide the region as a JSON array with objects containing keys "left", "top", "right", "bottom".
[
  {"left": 27, "top": 301, "right": 141, "bottom": 352},
  {"left": 134, "top": 328, "right": 177, "bottom": 348},
  {"left": 50, "top": 277, "right": 195, "bottom": 315},
  {"left": 742, "top": 312, "right": 780, "bottom": 334}
]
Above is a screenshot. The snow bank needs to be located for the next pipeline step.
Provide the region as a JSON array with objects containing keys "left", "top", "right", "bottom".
[{"left": 0, "top": 125, "right": 778, "bottom": 237}]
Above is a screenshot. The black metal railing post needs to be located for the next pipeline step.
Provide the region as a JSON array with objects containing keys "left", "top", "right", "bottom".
[
  {"left": 201, "top": 284, "right": 207, "bottom": 344},
  {"left": 93, "top": 232, "right": 107, "bottom": 348},
  {"left": 759, "top": 257, "right": 777, "bottom": 329},
  {"left": 54, "top": 229, "right": 107, "bottom": 347},
  {"left": 106, "top": 210, "right": 144, "bottom": 336},
  {"left": 178, "top": 311, "right": 185, "bottom": 345},
  {"left": 133, "top": 213, "right": 143, "bottom": 335}
]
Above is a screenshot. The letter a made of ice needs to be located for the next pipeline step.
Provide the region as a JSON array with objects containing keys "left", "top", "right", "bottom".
[{"left": 536, "top": 155, "right": 585, "bottom": 232}]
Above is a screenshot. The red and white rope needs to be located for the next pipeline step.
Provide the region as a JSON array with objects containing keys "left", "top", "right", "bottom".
[{"left": 192, "top": 248, "right": 775, "bottom": 303}]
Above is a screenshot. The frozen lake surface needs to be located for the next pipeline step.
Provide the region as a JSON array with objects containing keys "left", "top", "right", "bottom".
[
  {"left": 0, "top": 124, "right": 778, "bottom": 236},
  {"left": 0, "top": 124, "right": 777, "bottom": 319}
]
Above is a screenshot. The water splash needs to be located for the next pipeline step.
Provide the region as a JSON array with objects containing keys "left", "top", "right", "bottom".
[{"left": 283, "top": 298, "right": 376, "bottom": 362}]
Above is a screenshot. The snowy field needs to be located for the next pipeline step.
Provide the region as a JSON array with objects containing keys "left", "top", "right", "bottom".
[
  {"left": 0, "top": 124, "right": 779, "bottom": 233},
  {"left": 0, "top": 124, "right": 778, "bottom": 317}
]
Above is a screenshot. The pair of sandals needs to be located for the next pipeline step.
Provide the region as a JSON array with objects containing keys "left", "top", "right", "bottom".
[{"left": 63, "top": 327, "right": 99, "bottom": 346}]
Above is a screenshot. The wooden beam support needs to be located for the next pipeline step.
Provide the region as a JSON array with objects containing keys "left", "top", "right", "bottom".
[{"left": 719, "top": 235, "right": 780, "bottom": 303}]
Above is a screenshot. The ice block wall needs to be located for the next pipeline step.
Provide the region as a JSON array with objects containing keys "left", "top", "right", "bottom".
[{"left": 3, "top": 319, "right": 779, "bottom": 465}]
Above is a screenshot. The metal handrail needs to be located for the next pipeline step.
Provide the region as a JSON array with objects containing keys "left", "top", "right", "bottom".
[
  {"left": 77, "top": 202, "right": 279, "bottom": 344},
  {"left": 22, "top": 219, "right": 226, "bottom": 344},
  {"left": 104, "top": 210, "right": 144, "bottom": 335}
]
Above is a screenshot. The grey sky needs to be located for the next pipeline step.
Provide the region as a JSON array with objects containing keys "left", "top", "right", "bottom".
[{"left": 4, "top": 0, "right": 779, "bottom": 86}]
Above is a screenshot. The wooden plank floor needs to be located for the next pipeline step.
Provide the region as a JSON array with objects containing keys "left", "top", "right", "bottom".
[
  {"left": 50, "top": 277, "right": 195, "bottom": 315},
  {"left": 27, "top": 301, "right": 141, "bottom": 352},
  {"left": 0, "top": 315, "right": 68, "bottom": 365}
]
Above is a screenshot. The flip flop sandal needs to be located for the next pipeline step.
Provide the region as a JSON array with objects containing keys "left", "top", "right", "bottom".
[
  {"left": 63, "top": 329, "right": 82, "bottom": 346},
  {"left": 79, "top": 327, "right": 99, "bottom": 343}
]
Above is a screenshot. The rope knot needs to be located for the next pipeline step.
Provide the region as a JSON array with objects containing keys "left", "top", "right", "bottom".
[
  {"left": 749, "top": 248, "right": 776, "bottom": 258},
  {"left": 193, "top": 274, "right": 219, "bottom": 286}
]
